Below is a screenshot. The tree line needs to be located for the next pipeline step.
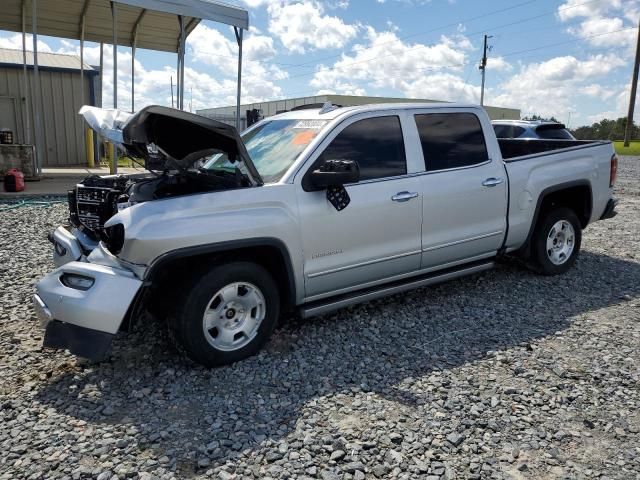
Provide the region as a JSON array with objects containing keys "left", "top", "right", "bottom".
[{"left": 571, "top": 117, "right": 639, "bottom": 141}]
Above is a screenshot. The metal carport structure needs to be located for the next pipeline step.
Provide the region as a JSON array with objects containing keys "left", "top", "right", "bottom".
[{"left": 0, "top": 0, "right": 249, "bottom": 174}]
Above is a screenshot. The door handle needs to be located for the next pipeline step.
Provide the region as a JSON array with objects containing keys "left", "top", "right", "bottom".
[
  {"left": 482, "top": 177, "right": 504, "bottom": 187},
  {"left": 391, "top": 191, "right": 419, "bottom": 202}
]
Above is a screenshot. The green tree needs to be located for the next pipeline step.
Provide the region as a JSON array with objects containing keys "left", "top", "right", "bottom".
[
  {"left": 522, "top": 114, "right": 561, "bottom": 123},
  {"left": 571, "top": 117, "right": 639, "bottom": 140}
]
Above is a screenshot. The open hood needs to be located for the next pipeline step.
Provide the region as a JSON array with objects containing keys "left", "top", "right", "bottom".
[{"left": 79, "top": 105, "right": 262, "bottom": 185}]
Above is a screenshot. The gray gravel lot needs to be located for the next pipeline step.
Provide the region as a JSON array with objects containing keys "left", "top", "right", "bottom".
[{"left": 1, "top": 157, "right": 639, "bottom": 480}]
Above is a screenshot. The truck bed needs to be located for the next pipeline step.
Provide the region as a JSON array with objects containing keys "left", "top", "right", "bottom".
[
  {"left": 501, "top": 139, "right": 615, "bottom": 253},
  {"left": 498, "top": 139, "right": 606, "bottom": 160}
]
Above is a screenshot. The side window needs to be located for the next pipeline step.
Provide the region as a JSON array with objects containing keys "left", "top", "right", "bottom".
[
  {"left": 415, "top": 113, "right": 489, "bottom": 171},
  {"left": 318, "top": 116, "right": 407, "bottom": 181},
  {"left": 512, "top": 126, "right": 526, "bottom": 138},
  {"left": 493, "top": 124, "right": 512, "bottom": 138}
]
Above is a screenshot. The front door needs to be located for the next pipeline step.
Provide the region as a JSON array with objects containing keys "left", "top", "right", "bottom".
[{"left": 296, "top": 114, "right": 423, "bottom": 300}]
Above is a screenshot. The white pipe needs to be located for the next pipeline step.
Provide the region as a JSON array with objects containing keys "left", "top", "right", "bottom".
[
  {"left": 21, "top": 0, "right": 31, "bottom": 146},
  {"left": 235, "top": 27, "right": 243, "bottom": 130},
  {"left": 32, "top": 0, "right": 43, "bottom": 174}
]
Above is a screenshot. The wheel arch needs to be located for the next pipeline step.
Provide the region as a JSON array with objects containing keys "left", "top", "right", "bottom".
[
  {"left": 144, "top": 238, "right": 297, "bottom": 312},
  {"left": 520, "top": 180, "right": 592, "bottom": 255}
]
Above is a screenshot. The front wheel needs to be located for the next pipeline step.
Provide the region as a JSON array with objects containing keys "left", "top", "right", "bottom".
[
  {"left": 175, "top": 262, "right": 280, "bottom": 367},
  {"left": 530, "top": 207, "right": 582, "bottom": 275}
]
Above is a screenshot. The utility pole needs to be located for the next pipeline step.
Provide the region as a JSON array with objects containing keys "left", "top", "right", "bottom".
[
  {"left": 479, "top": 34, "right": 492, "bottom": 106},
  {"left": 624, "top": 18, "right": 640, "bottom": 147}
]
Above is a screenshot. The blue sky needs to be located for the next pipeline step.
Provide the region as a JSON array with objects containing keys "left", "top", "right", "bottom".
[{"left": 1, "top": 0, "right": 637, "bottom": 127}]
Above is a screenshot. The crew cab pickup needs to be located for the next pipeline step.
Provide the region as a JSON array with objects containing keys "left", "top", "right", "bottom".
[{"left": 33, "top": 103, "right": 619, "bottom": 367}]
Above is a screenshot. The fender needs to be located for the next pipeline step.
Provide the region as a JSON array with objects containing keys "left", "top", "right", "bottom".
[
  {"left": 144, "top": 237, "right": 297, "bottom": 307},
  {"left": 521, "top": 179, "right": 593, "bottom": 254}
]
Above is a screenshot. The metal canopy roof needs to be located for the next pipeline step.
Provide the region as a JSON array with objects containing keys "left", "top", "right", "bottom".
[
  {"left": 0, "top": 47, "right": 96, "bottom": 71},
  {"left": 0, "top": 0, "right": 249, "bottom": 53}
]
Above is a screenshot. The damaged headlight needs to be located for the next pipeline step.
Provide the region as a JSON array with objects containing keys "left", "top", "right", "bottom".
[{"left": 101, "top": 223, "right": 125, "bottom": 255}]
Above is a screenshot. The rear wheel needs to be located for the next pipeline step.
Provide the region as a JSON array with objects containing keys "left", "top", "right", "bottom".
[
  {"left": 530, "top": 207, "right": 582, "bottom": 275},
  {"left": 175, "top": 262, "right": 279, "bottom": 367}
]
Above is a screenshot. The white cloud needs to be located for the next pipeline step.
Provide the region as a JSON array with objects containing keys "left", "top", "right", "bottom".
[
  {"left": 580, "top": 83, "right": 617, "bottom": 100},
  {"left": 0, "top": 33, "right": 52, "bottom": 53},
  {"left": 486, "top": 56, "right": 512, "bottom": 72},
  {"left": 491, "top": 54, "right": 625, "bottom": 121},
  {"left": 567, "top": 16, "right": 637, "bottom": 49},
  {"left": 43, "top": 32, "right": 284, "bottom": 112},
  {"left": 557, "top": 0, "right": 624, "bottom": 21},
  {"left": 267, "top": 1, "right": 359, "bottom": 53},
  {"left": 309, "top": 27, "right": 473, "bottom": 100},
  {"left": 558, "top": 0, "right": 639, "bottom": 52},
  {"left": 400, "top": 72, "right": 480, "bottom": 103},
  {"left": 184, "top": 24, "right": 286, "bottom": 105}
]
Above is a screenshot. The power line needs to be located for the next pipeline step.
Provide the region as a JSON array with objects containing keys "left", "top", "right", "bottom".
[
  {"left": 499, "top": 26, "right": 636, "bottom": 58},
  {"left": 194, "top": 23, "right": 635, "bottom": 100},
  {"left": 192, "top": 0, "right": 606, "bottom": 73}
]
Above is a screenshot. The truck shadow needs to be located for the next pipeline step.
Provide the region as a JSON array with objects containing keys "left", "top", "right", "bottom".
[{"left": 34, "top": 250, "right": 640, "bottom": 476}]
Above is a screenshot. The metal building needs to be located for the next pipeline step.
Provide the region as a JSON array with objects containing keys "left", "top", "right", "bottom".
[
  {"left": 198, "top": 94, "right": 521, "bottom": 130},
  {"left": 0, "top": 48, "right": 98, "bottom": 171}
]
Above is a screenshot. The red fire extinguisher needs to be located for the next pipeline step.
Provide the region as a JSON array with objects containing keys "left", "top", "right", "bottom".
[{"left": 4, "top": 168, "right": 25, "bottom": 192}]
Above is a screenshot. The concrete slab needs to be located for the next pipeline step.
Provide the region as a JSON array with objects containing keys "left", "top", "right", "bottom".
[{"left": 0, "top": 167, "right": 145, "bottom": 198}]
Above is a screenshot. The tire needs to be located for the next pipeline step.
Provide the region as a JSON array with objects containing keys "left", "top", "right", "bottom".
[
  {"left": 530, "top": 207, "right": 582, "bottom": 275},
  {"left": 175, "top": 261, "right": 280, "bottom": 367}
]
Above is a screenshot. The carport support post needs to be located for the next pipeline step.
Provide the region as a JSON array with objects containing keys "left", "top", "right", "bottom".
[
  {"left": 32, "top": 0, "right": 43, "bottom": 175},
  {"left": 131, "top": 9, "right": 145, "bottom": 113},
  {"left": 131, "top": 42, "right": 136, "bottom": 112},
  {"left": 234, "top": 27, "right": 243, "bottom": 131},
  {"left": 21, "top": 0, "right": 31, "bottom": 146},
  {"left": 177, "top": 15, "right": 185, "bottom": 110},
  {"left": 111, "top": 0, "right": 118, "bottom": 174},
  {"left": 99, "top": 42, "right": 104, "bottom": 107},
  {"left": 79, "top": 0, "right": 90, "bottom": 110}
]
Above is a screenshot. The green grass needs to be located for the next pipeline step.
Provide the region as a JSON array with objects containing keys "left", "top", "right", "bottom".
[{"left": 614, "top": 141, "right": 640, "bottom": 156}]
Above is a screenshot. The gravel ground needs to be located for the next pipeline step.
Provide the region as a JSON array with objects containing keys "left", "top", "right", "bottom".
[{"left": 1, "top": 157, "right": 639, "bottom": 480}]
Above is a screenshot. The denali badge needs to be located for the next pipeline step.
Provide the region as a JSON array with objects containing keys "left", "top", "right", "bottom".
[{"left": 312, "top": 249, "right": 343, "bottom": 259}]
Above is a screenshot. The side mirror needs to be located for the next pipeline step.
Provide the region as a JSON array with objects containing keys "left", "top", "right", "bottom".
[{"left": 310, "top": 159, "right": 360, "bottom": 189}]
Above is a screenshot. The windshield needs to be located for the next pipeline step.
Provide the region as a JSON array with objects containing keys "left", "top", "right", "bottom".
[{"left": 203, "top": 119, "right": 327, "bottom": 183}]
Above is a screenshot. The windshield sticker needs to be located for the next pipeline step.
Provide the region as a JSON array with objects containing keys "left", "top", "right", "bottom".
[
  {"left": 293, "top": 120, "right": 327, "bottom": 130},
  {"left": 292, "top": 131, "right": 317, "bottom": 145}
]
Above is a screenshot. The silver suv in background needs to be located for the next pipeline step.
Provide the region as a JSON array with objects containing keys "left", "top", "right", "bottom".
[{"left": 492, "top": 120, "right": 575, "bottom": 140}]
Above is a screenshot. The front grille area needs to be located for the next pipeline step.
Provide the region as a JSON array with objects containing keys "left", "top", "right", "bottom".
[
  {"left": 76, "top": 186, "right": 113, "bottom": 231},
  {"left": 68, "top": 184, "right": 122, "bottom": 235}
]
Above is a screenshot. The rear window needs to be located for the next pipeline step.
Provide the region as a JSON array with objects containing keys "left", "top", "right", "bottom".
[
  {"left": 415, "top": 113, "right": 488, "bottom": 171},
  {"left": 493, "top": 124, "right": 527, "bottom": 138},
  {"left": 535, "top": 126, "right": 574, "bottom": 140}
]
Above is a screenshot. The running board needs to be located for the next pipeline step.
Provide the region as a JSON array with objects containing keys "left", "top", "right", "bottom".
[{"left": 300, "top": 260, "right": 494, "bottom": 319}]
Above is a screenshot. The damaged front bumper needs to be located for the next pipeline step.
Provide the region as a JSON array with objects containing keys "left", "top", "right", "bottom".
[{"left": 35, "top": 227, "right": 143, "bottom": 361}]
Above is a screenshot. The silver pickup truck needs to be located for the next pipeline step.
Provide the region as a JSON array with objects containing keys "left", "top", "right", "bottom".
[{"left": 34, "top": 103, "right": 618, "bottom": 367}]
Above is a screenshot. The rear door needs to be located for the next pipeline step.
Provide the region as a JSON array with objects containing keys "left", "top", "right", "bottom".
[
  {"left": 413, "top": 111, "right": 508, "bottom": 269},
  {"left": 296, "top": 113, "right": 423, "bottom": 300}
]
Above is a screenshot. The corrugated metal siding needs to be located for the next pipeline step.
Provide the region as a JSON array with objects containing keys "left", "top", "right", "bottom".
[{"left": 0, "top": 66, "right": 94, "bottom": 166}]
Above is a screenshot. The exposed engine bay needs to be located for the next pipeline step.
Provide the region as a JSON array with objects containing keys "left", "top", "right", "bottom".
[
  {"left": 71, "top": 105, "right": 264, "bottom": 242},
  {"left": 68, "top": 168, "right": 248, "bottom": 239}
]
